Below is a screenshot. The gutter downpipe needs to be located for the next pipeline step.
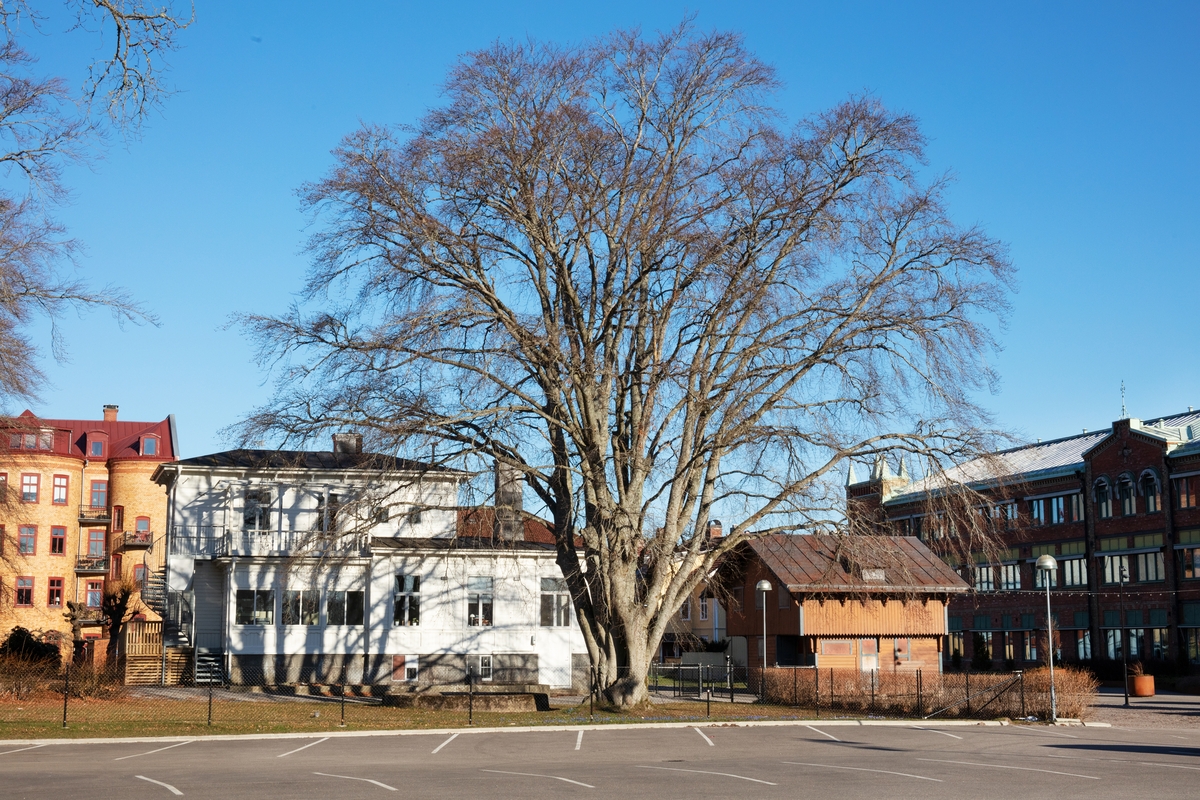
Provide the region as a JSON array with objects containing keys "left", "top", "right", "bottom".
[{"left": 161, "top": 466, "right": 179, "bottom": 686}]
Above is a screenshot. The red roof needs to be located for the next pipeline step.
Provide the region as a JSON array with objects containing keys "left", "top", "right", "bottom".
[
  {"left": 6, "top": 409, "right": 176, "bottom": 462},
  {"left": 457, "top": 507, "right": 557, "bottom": 544}
]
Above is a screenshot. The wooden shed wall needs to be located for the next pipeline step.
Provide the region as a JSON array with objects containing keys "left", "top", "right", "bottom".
[{"left": 802, "top": 598, "right": 946, "bottom": 637}]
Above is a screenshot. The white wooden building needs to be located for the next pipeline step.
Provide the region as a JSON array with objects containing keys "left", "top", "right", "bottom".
[{"left": 152, "top": 436, "right": 587, "bottom": 690}]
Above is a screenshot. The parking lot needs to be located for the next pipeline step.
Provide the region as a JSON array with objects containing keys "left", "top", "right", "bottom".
[{"left": 2, "top": 716, "right": 1199, "bottom": 800}]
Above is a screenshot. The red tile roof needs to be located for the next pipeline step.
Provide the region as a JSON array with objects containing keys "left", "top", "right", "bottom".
[{"left": 457, "top": 507, "right": 556, "bottom": 544}]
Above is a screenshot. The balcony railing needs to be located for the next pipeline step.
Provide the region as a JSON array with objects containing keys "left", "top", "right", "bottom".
[
  {"left": 75, "top": 555, "right": 109, "bottom": 573},
  {"left": 121, "top": 530, "right": 154, "bottom": 549},
  {"left": 79, "top": 505, "right": 112, "bottom": 522},
  {"left": 170, "top": 526, "right": 368, "bottom": 558}
]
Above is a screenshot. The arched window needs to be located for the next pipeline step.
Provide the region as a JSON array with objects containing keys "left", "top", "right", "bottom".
[
  {"left": 1094, "top": 477, "right": 1113, "bottom": 519},
  {"left": 1117, "top": 473, "right": 1136, "bottom": 516},
  {"left": 1140, "top": 469, "right": 1161, "bottom": 514}
]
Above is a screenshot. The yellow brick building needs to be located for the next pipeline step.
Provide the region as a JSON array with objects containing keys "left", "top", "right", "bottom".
[{"left": 0, "top": 406, "right": 176, "bottom": 648}]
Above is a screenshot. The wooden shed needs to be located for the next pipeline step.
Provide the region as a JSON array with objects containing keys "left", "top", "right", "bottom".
[{"left": 719, "top": 535, "right": 969, "bottom": 673}]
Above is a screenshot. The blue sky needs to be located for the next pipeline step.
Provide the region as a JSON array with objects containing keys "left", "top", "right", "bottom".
[{"left": 18, "top": 1, "right": 1200, "bottom": 456}]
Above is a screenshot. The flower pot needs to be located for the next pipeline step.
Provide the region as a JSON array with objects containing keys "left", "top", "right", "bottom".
[{"left": 1128, "top": 675, "right": 1155, "bottom": 697}]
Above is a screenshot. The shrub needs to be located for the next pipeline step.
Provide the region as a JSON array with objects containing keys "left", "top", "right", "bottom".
[{"left": 0, "top": 627, "right": 62, "bottom": 667}]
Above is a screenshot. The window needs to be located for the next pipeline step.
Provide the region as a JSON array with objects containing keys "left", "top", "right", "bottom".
[
  {"left": 948, "top": 632, "right": 964, "bottom": 658},
  {"left": 90, "top": 440, "right": 104, "bottom": 457},
  {"left": 90, "top": 480, "right": 107, "bottom": 509},
  {"left": 1063, "top": 558, "right": 1087, "bottom": 587},
  {"left": 243, "top": 488, "right": 273, "bottom": 531},
  {"left": 235, "top": 589, "right": 275, "bottom": 625},
  {"left": 318, "top": 492, "right": 344, "bottom": 533},
  {"left": 778, "top": 586, "right": 791, "bottom": 609},
  {"left": 47, "top": 577, "right": 63, "bottom": 607},
  {"left": 731, "top": 585, "right": 744, "bottom": 613},
  {"left": 540, "top": 577, "right": 570, "bottom": 627},
  {"left": 894, "top": 637, "right": 911, "bottom": 661},
  {"left": 1076, "top": 630, "right": 1092, "bottom": 660},
  {"left": 1095, "top": 479, "right": 1112, "bottom": 518},
  {"left": 142, "top": 436, "right": 158, "bottom": 456},
  {"left": 283, "top": 590, "right": 319, "bottom": 626},
  {"left": 679, "top": 598, "right": 690, "bottom": 620},
  {"left": 1118, "top": 475, "right": 1135, "bottom": 516},
  {"left": 9, "top": 431, "right": 52, "bottom": 450},
  {"left": 392, "top": 655, "right": 419, "bottom": 682},
  {"left": 1142, "top": 473, "right": 1160, "bottom": 513},
  {"left": 50, "top": 526, "right": 65, "bottom": 555},
  {"left": 52, "top": 475, "right": 68, "bottom": 505},
  {"left": 136, "top": 516, "right": 150, "bottom": 534},
  {"left": 1034, "top": 563, "right": 1058, "bottom": 588},
  {"left": 18, "top": 525, "right": 35, "bottom": 555},
  {"left": 85, "top": 580, "right": 103, "bottom": 608},
  {"left": 133, "top": 564, "right": 146, "bottom": 586},
  {"left": 394, "top": 575, "right": 421, "bottom": 627},
  {"left": 999, "top": 564, "right": 1021, "bottom": 591},
  {"left": 15, "top": 576, "right": 32, "bottom": 606},
  {"left": 1070, "top": 493, "right": 1084, "bottom": 522},
  {"left": 1103, "top": 555, "right": 1129, "bottom": 585},
  {"left": 973, "top": 566, "right": 995, "bottom": 592},
  {"left": 476, "top": 655, "right": 493, "bottom": 681},
  {"left": 88, "top": 529, "right": 105, "bottom": 557},
  {"left": 1183, "top": 548, "right": 1200, "bottom": 580},
  {"left": 1137, "top": 551, "right": 1165, "bottom": 583},
  {"left": 467, "top": 577, "right": 493, "bottom": 626},
  {"left": 754, "top": 585, "right": 765, "bottom": 609},
  {"left": 1150, "top": 627, "right": 1169, "bottom": 660},
  {"left": 112, "top": 505, "right": 124, "bottom": 531},
  {"left": 1049, "top": 496, "right": 1065, "bottom": 524},
  {"left": 699, "top": 594, "right": 709, "bottom": 621},
  {"left": 327, "top": 590, "right": 364, "bottom": 626},
  {"left": 20, "top": 473, "right": 39, "bottom": 503},
  {"left": 1177, "top": 476, "right": 1197, "bottom": 509},
  {"left": 1029, "top": 498, "right": 1045, "bottom": 526},
  {"left": 991, "top": 503, "right": 1017, "bottom": 529}
]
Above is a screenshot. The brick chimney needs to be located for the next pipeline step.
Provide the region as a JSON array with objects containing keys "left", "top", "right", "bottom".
[
  {"left": 102, "top": 404, "right": 118, "bottom": 422},
  {"left": 332, "top": 433, "right": 363, "bottom": 454},
  {"left": 494, "top": 462, "right": 524, "bottom": 541}
]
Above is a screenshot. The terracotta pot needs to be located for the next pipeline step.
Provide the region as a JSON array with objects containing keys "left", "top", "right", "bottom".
[{"left": 1128, "top": 675, "right": 1155, "bottom": 697}]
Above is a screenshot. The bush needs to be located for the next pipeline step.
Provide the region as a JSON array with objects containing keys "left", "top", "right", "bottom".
[
  {"left": 1022, "top": 665, "right": 1098, "bottom": 721},
  {"left": 0, "top": 627, "right": 62, "bottom": 667}
]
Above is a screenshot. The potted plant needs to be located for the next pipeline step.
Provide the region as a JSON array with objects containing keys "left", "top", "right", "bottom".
[{"left": 1128, "top": 661, "right": 1155, "bottom": 697}]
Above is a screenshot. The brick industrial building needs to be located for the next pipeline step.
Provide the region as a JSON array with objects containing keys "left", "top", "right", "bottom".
[
  {"left": 0, "top": 406, "right": 177, "bottom": 646},
  {"left": 847, "top": 408, "right": 1200, "bottom": 673}
]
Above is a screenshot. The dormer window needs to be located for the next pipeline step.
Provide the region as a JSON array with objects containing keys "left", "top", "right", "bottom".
[
  {"left": 141, "top": 436, "right": 158, "bottom": 456},
  {"left": 8, "top": 430, "right": 54, "bottom": 450}
]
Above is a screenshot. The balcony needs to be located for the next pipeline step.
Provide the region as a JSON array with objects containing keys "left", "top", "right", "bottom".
[
  {"left": 120, "top": 530, "right": 154, "bottom": 549},
  {"left": 78, "top": 505, "right": 112, "bottom": 524},
  {"left": 75, "top": 555, "right": 110, "bottom": 573},
  {"left": 170, "top": 525, "right": 368, "bottom": 558}
]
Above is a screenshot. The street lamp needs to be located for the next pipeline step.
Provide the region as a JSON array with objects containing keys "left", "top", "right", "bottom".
[
  {"left": 1120, "top": 564, "right": 1130, "bottom": 708},
  {"left": 1035, "top": 554, "right": 1058, "bottom": 723},
  {"left": 756, "top": 579, "right": 772, "bottom": 700}
]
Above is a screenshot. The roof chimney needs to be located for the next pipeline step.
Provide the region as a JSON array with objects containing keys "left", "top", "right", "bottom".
[
  {"left": 102, "top": 404, "right": 118, "bottom": 422},
  {"left": 494, "top": 461, "right": 524, "bottom": 541},
  {"left": 707, "top": 520, "right": 724, "bottom": 541},
  {"left": 332, "top": 433, "right": 363, "bottom": 454}
]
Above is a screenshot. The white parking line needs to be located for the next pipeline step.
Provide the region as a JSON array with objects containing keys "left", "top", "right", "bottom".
[
  {"left": 805, "top": 725, "right": 841, "bottom": 742},
  {"left": 917, "top": 758, "right": 1098, "bottom": 779},
  {"left": 0, "top": 744, "right": 46, "bottom": 756},
  {"left": 575, "top": 731, "right": 583, "bottom": 751},
  {"left": 1139, "top": 762, "right": 1200, "bottom": 772},
  {"left": 782, "top": 761, "right": 942, "bottom": 782},
  {"left": 636, "top": 765, "right": 777, "bottom": 786},
  {"left": 432, "top": 733, "right": 458, "bottom": 754},
  {"left": 115, "top": 741, "right": 193, "bottom": 761},
  {"left": 1006, "top": 726, "right": 1078, "bottom": 739},
  {"left": 694, "top": 728, "right": 714, "bottom": 746},
  {"left": 313, "top": 772, "right": 397, "bottom": 791},
  {"left": 911, "top": 727, "right": 963, "bottom": 740},
  {"left": 278, "top": 737, "right": 329, "bottom": 758},
  {"left": 482, "top": 769, "right": 595, "bottom": 788},
  {"left": 134, "top": 775, "right": 183, "bottom": 795}
]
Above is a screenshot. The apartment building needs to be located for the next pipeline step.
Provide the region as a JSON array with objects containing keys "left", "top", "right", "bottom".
[{"left": 0, "top": 406, "right": 177, "bottom": 644}]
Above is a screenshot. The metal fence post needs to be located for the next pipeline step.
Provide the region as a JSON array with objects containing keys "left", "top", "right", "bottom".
[
  {"left": 468, "top": 665, "right": 474, "bottom": 726},
  {"left": 208, "top": 679, "right": 213, "bottom": 726},
  {"left": 793, "top": 667, "right": 798, "bottom": 707},
  {"left": 340, "top": 665, "right": 347, "bottom": 728},
  {"left": 965, "top": 667, "right": 971, "bottom": 716},
  {"left": 917, "top": 669, "right": 922, "bottom": 716},
  {"left": 61, "top": 662, "right": 69, "bottom": 729},
  {"left": 1020, "top": 670, "right": 1026, "bottom": 718},
  {"left": 814, "top": 666, "right": 820, "bottom": 719},
  {"left": 829, "top": 667, "right": 835, "bottom": 709},
  {"left": 589, "top": 666, "right": 595, "bottom": 721},
  {"left": 870, "top": 670, "right": 876, "bottom": 714}
]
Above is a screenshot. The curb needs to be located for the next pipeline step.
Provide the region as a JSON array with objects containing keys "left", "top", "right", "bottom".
[{"left": 0, "top": 717, "right": 1009, "bottom": 747}]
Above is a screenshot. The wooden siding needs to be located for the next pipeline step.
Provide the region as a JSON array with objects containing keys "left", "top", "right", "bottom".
[{"left": 803, "top": 598, "right": 946, "bottom": 637}]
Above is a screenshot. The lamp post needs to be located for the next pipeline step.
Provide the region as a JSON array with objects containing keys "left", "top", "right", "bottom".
[
  {"left": 756, "top": 579, "right": 772, "bottom": 700},
  {"left": 1120, "top": 564, "right": 1130, "bottom": 708},
  {"left": 1035, "top": 554, "right": 1058, "bottom": 723}
]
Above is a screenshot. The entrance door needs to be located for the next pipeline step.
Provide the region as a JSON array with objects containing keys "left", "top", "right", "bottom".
[{"left": 859, "top": 638, "right": 878, "bottom": 672}]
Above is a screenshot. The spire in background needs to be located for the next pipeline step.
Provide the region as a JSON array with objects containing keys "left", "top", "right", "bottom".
[
  {"left": 845, "top": 462, "right": 857, "bottom": 486},
  {"left": 1121, "top": 380, "right": 1127, "bottom": 419}
]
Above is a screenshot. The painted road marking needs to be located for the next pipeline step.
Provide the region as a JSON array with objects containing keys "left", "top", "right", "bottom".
[
  {"left": 1139, "top": 762, "right": 1200, "bottom": 772},
  {"left": 575, "top": 731, "right": 584, "bottom": 751},
  {"left": 432, "top": 733, "right": 459, "bottom": 754},
  {"left": 115, "top": 741, "right": 193, "bottom": 761},
  {"left": 805, "top": 725, "right": 841, "bottom": 742},
  {"left": 917, "top": 758, "right": 1098, "bottom": 779},
  {"left": 636, "top": 765, "right": 777, "bottom": 786},
  {"left": 912, "top": 727, "right": 963, "bottom": 740},
  {"left": 782, "top": 761, "right": 942, "bottom": 782},
  {"left": 278, "top": 737, "right": 329, "bottom": 758},
  {"left": 0, "top": 744, "right": 46, "bottom": 756},
  {"left": 134, "top": 775, "right": 183, "bottom": 795},
  {"left": 694, "top": 728, "right": 715, "bottom": 746},
  {"left": 313, "top": 772, "right": 397, "bottom": 791},
  {"left": 1006, "top": 726, "right": 1078, "bottom": 739},
  {"left": 482, "top": 769, "right": 595, "bottom": 788}
]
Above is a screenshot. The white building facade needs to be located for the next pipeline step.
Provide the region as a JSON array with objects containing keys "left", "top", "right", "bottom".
[{"left": 153, "top": 438, "right": 587, "bottom": 690}]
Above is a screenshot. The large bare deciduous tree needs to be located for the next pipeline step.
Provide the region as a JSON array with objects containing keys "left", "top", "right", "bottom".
[
  {"left": 240, "top": 23, "right": 1013, "bottom": 705},
  {"left": 0, "top": 1, "right": 191, "bottom": 404}
]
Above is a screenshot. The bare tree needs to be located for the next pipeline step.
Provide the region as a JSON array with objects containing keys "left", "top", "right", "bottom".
[
  {"left": 0, "top": 1, "right": 191, "bottom": 404},
  {"left": 239, "top": 22, "right": 1013, "bottom": 705}
]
